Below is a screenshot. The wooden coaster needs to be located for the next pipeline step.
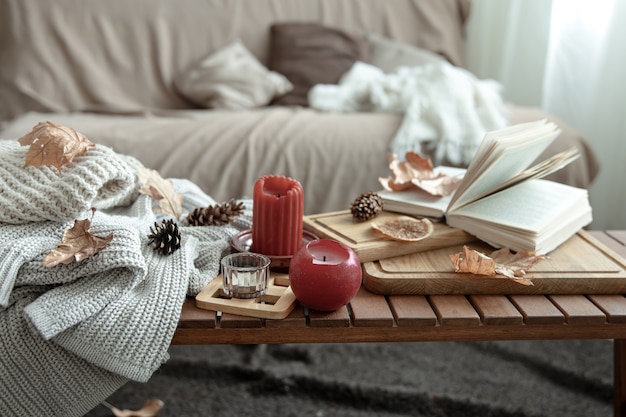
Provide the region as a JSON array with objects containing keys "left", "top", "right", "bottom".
[{"left": 195, "top": 273, "right": 297, "bottom": 319}]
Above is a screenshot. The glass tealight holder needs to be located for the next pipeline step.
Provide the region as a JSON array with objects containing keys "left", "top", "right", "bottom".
[{"left": 221, "top": 252, "right": 270, "bottom": 299}]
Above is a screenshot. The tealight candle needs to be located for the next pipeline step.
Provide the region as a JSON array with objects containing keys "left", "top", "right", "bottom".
[
  {"left": 251, "top": 175, "right": 304, "bottom": 257},
  {"left": 221, "top": 252, "right": 270, "bottom": 299}
]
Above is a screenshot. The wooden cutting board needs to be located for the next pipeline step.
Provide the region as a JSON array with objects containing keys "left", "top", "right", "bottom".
[
  {"left": 303, "top": 210, "right": 474, "bottom": 263},
  {"left": 362, "top": 230, "right": 626, "bottom": 295}
]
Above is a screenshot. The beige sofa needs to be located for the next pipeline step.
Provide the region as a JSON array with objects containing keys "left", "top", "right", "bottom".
[{"left": 0, "top": 0, "right": 599, "bottom": 215}]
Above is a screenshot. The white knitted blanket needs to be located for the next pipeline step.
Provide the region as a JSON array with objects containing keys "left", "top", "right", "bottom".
[
  {"left": 0, "top": 140, "right": 252, "bottom": 416},
  {"left": 308, "top": 61, "right": 508, "bottom": 166}
]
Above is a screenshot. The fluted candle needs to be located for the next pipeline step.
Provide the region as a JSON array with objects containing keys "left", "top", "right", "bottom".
[{"left": 251, "top": 175, "right": 304, "bottom": 257}]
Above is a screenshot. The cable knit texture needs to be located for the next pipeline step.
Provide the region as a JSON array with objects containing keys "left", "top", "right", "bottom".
[
  {"left": 0, "top": 139, "right": 252, "bottom": 417},
  {"left": 0, "top": 140, "right": 141, "bottom": 224}
]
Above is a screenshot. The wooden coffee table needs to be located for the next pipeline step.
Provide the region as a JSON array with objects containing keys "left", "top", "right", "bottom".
[{"left": 173, "top": 230, "right": 626, "bottom": 417}]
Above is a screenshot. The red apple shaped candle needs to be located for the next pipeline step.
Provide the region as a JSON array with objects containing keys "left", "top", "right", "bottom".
[
  {"left": 289, "top": 239, "right": 362, "bottom": 312},
  {"left": 251, "top": 175, "right": 304, "bottom": 257}
]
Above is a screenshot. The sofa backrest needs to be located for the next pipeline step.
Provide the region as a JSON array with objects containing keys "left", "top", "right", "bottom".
[{"left": 0, "top": 0, "right": 470, "bottom": 124}]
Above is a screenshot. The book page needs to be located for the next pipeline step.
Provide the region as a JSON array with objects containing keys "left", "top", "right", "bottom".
[
  {"left": 451, "top": 147, "right": 580, "bottom": 207},
  {"left": 447, "top": 120, "right": 561, "bottom": 212},
  {"left": 477, "top": 147, "right": 580, "bottom": 198},
  {"left": 446, "top": 179, "right": 592, "bottom": 253},
  {"left": 447, "top": 179, "right": 589, "bottom": 233},
  {"left": 459, "top": 120, "right": 548, "bottom": 179}
]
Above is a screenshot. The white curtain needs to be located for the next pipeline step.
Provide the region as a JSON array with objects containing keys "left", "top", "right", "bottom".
[{"left": 466, "top": 0, "right": 626, "bottom": 230}]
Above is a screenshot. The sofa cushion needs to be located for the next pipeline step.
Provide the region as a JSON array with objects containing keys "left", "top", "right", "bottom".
[
  {"left": 367, "top": 33, "right": 447, "bottom": 73},
  {"left": 174, "top": 40, "right": 293, "bottom": 110},
  {"left": 268, "top": 23, "right": 370, "bottom": 107}
]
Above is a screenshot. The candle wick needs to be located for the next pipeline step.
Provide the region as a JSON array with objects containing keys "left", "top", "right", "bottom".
[{"left": 323, "top": 255, "right": 326, "bottom": 261}]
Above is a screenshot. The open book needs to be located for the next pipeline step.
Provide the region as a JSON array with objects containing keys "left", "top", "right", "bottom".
[{"left": 379, "top": 120, "right": 592, "bottom": 254}]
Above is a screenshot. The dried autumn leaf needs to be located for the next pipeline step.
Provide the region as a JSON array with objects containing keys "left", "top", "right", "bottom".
[
  {"left": 18, "top": 121, "right": 94, "bottom": 173},
  {"left": 379, "top": 151, "right": 462, "bottom": 196},
  {"left": 490, "top": 247, "right": 547, "bottom": 280},
  {"left": 371, "top": 216, "right": 433, "bottom": 241},
  {"left": 449, "top": 246, "right": 496, "bottom": 276},
  {"left": 103, "top": 399, "right": 164, "bottom": 417},
  {"left": 137, "top": 167, "right": 183, "bottom": 220},
  {"left": 379, "top": 152, "right": 432, "bottom": 192},
  {"left": 449, "top": 245, "right": 545, "bottom": 285},
  {"left": 43, "top": 209, "right": 113, "bottom": 267},
  {"left": 411, "top": 175, "right": 464, "bottom": 197}
]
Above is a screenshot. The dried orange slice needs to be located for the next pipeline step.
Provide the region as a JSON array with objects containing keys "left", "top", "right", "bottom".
[{"left": 371, "top": 216, "right": 433, "bottom": 241}]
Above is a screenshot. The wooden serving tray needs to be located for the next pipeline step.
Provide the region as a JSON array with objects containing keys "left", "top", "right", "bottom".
[
  {"left": 195, "top": 273, "right": 297, "bottom": 319},
  {"left": 303, "top": 210, "right": 474, "bottom": 263},
  {"left": 362, "top": 230, "right": 626, "bottom": 295}
]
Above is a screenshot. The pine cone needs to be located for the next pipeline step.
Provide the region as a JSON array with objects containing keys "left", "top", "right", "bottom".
[
  {"left": 186, "top": 199, "right": 245, "bottom": 226},
  {"left": 350, "top": 191, "right": 384, "bottom": 221},
  {"left": 147, "top": 219, "right": 181, "bottom": 256}
]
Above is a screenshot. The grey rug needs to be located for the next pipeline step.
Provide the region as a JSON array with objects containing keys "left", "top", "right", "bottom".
[{"left": 85, "top": 339, "right": 613, "bottom": 417}]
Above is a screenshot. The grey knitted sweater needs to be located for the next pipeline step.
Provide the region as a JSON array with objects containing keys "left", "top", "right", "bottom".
[{"left": 0, "top": 140, "right": 252, "bottom": 416}]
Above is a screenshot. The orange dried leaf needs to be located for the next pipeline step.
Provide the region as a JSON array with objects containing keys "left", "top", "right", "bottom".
[
  {"left": 411, "top": 175, "right": 463, "bottom": 197},
  {"left": 405, "top": 151, "right": 435, "bottom": 172},
  {"left": 43, "top": 209, "right": 112, "bottom": 267},
  {"left": 137, "top": 167, "right": 183, "bottom": 220},
  {"left": 491, "top": 248, "right": 546, "bottom": 281},
  {"left": 378, "top": 151, "right": 461, "bottom": 196},
  {"left": 382, "top": 151, "right": 434, "bottom": 187},
  {"left": 106, "top": 399, "right": 164, "bottom": 417},
  {"left": 18, "top": 121, "right": 94, "bottom": 173},
  {"left": 449, "top": 245, "right": 544, "bottom": 286},
  {"left": 371, "top": 216, "right": 433, "bottom": 241},
  {"left": 379, "top": 176, "right": 413, "bottom": 192},
  {"left": 449, "top": 246, "right": 495, "bottom": 276}
]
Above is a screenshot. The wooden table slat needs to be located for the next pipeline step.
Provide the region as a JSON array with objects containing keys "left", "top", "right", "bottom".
[
  {"left": 265, "top": 303, "right": 307, "bottom": 328},
  {"left": 219, "top": 312, "right": 263, "bottom": 328},
  {"left": 387, "top": 295, "right": 438, "bottom": 327},
  {"left": 349, "top": 287, "right": 395, "bottom": 327},
  {"left": 469, "top": 295, "right": 524, "bottom": 326},
  {"left": 508, "top": 294, "right": 565, "bottom": 325},
  {"left": 429, "top": 295, "right": 481, "bottom": 326},
  {"left": 548, "top": 294, "right": 607, "bottom": 325},
  {"left": 309, "top": 305, "right": 351, "bottom": 328},
  {"left": 178, "top": 298, "right": 216, "bottom": 328},
  {"left": 588, "top": 295, "right": 626, "bottom": 324}
]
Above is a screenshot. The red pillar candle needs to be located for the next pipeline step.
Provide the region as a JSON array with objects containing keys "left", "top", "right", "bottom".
[{"left": 251, "top": 175, "right": 304, "bottom": 257}]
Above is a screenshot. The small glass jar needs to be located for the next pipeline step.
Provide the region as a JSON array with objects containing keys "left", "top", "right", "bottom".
[{"left": 221, "top": 252, "right": 270, "bottom": 299}]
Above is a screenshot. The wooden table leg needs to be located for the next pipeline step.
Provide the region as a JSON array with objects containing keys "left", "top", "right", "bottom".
[{"left": 615, "top": 339, "right": 626, "bottom": 417}]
